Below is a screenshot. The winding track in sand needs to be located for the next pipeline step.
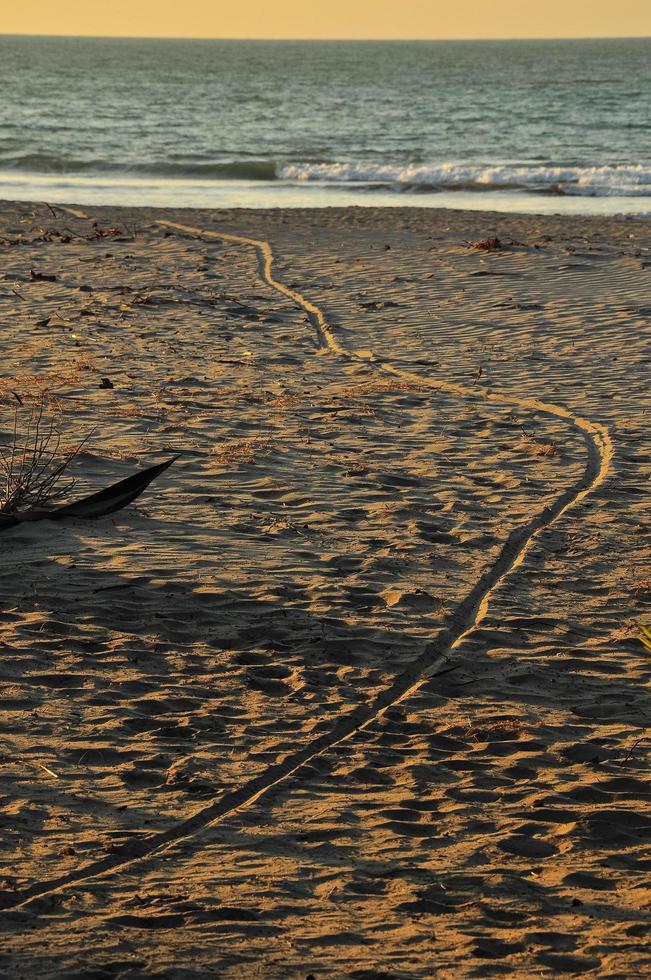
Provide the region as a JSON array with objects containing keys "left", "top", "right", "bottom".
[{"left": 2, "top": 214, "right": 613, "bottom": 910}]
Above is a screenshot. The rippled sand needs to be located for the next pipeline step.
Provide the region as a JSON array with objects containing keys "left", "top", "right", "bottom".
[{"left": 0, "top": 201, "right": 649, "bottom": 978}]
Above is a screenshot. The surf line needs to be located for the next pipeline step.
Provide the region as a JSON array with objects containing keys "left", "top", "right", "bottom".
[{"left": 2, "top": 213, "right": 612, "bottom": 911}]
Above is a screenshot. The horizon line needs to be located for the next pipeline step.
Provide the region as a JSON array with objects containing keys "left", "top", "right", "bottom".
[{"left": 1, "top": 31, "right": 650, "bottom": 43}]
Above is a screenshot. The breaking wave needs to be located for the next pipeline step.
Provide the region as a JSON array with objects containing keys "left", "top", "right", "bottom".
[
  {"left": 1, "top": 153, "right": 650, "bottom": 198},
  {"left": 278, "top": 161, "right": 651, "bottom": 197}
]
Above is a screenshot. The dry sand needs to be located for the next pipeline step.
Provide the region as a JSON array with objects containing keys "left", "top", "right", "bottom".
[{"left": 0, "top": 200, "right": 649, "bottom": 978}]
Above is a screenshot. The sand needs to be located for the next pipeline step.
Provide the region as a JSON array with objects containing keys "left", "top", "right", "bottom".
[{"left": 0, "top": 200, "right": 649, "bottom": 978}]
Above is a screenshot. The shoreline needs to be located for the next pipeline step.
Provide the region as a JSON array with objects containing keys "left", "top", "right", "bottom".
[
  {"left": 3, "top": 196, "right": 650, "bottom": 237},
  {"left": 2, "top": 179, "right": 651, "bottom": 217}
]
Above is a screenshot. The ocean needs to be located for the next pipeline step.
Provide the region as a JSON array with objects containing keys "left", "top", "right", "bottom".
[{"left": 0, "top": 35, "right": 650, "bottom": 214}]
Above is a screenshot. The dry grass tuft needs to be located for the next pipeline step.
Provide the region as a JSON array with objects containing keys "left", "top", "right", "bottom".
[
  {"left": 460, "top": 718, "right": 526, "bottom": 742},
  {"left": 517, "top": 426, "right": 558, "bottom": 459},
  {"left": 212, "top": 438, "right": 275, "bottom": 466},
  {"left": 0, "top": 359, "right": 98, "bottom": 406},
  {"left": 531, "top": 441, "right": 557, "bottom": 458}
]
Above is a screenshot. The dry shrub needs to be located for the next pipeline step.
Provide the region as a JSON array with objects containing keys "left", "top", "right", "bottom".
[{"left": 0, "top": 397, "right": 88, "bottom": 515}]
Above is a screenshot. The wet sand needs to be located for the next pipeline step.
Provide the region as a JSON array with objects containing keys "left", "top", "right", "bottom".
[{"left": 0, "top": 200, "right": 650, "bottom": 978}]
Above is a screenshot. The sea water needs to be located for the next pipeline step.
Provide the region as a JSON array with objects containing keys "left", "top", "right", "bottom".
[{"left": 0, "top": 35, "right": 649, "bottom": 214}]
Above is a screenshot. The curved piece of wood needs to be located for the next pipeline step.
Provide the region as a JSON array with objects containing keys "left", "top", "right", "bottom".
[{"left": 0, "top": 456, "right": 178, "bottom": 530}]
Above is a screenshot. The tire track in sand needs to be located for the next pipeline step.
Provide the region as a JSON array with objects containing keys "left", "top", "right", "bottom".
[{"left": 1, "top": 214, "right": 612, "bottom": 911}]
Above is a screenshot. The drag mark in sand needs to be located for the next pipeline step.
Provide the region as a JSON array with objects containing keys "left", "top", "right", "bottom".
[{"left": 1, "top": 214, "right": 613, "bottom": 911}]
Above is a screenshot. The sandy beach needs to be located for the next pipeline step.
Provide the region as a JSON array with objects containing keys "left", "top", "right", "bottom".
[{"left": 0, "top": 200, "right": 650, "bottom": 978}]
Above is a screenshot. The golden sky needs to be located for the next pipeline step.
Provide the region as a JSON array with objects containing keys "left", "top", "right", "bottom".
[{"left": 2, "top": 1, "right": 649, "bottom": 40}]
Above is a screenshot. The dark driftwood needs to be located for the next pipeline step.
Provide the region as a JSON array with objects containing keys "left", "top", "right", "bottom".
[{"left": 0, "top": 456, "right": 178, "bottom": 532}]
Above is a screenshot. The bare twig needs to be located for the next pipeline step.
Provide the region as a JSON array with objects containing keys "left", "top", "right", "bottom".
[
  {"left": 1, "top": 397, "right": 90, "bottom": 514},
  {"left": 617, "top": 731, "right": 649, "bottom": 767}
]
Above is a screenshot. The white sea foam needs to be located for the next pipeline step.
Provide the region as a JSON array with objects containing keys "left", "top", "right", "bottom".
[{"left": 278, "top": 162, "right": 651, "bottom": 197}]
